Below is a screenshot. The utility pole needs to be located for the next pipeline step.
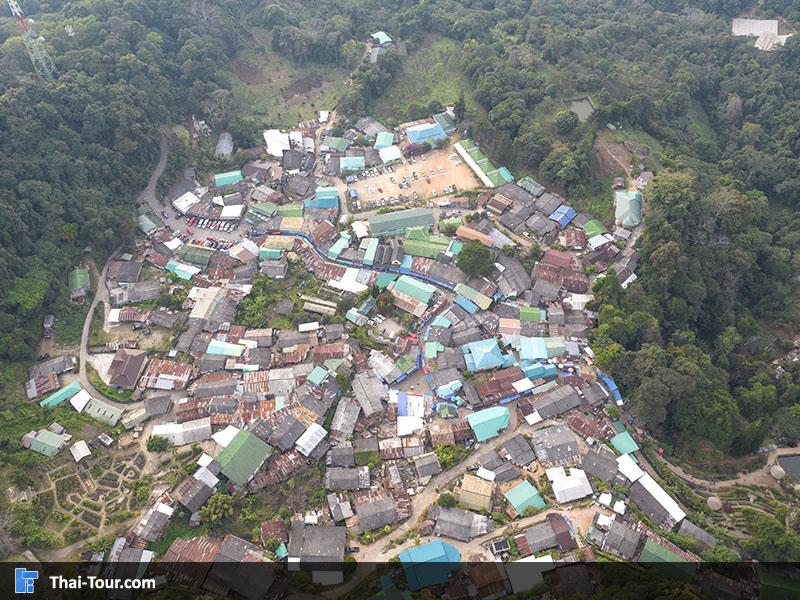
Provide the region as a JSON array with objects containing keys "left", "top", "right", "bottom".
[{"left": 6, "top": 0, "right": 57, "bottom": 80}]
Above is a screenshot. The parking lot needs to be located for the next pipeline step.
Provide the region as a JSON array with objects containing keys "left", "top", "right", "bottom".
[{"left": 346, "top": 146, "right": 480, "bottom": 212}]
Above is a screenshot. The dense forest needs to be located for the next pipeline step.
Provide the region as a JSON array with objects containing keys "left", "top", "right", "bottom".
[{"left": 3, "top": 0, "right": 800, "bottom": 461}]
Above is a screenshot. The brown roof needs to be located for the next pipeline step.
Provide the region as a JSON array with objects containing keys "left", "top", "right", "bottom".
[
  {"left": 108, "top": 348, "right": 148, "bottom": 389},
  {"left": 260, "top": 519, "right": 289, "bottom": 545},
  {"left": 540, "top": 249, "right": 574, "bottom": 269},
  {"left": 461, "top": 473, "right": 493, "bottom": 497}
]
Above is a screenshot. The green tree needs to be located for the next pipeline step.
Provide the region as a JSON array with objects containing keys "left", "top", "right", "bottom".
[
  {"left": 436, "top": 493, "right": 457, "bottom": 508},
  {"left": 456, "top": 240, "right": 494, "bottom": 277},
  {"left": 200, "top": 493, "right": 236, "bottom": 526},
  {"left": 554, "top": 110, "right": 579, "bottom": 133},
  {"left": 146, "top": 436, "right": 170, "bottom": 453}
]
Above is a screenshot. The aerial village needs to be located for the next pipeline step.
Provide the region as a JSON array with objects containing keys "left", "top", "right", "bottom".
[{"left": 16, "top": 28, "right": 747, "bottom": 599}]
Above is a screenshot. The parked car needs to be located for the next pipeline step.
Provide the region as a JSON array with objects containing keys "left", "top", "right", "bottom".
[{"left": 161, "top": 210, "right": 169, "bottom": 219}]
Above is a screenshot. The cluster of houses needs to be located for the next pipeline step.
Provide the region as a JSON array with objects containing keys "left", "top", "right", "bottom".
[{"left": 18, "top": 71, "right": 736, "bottom": 593}]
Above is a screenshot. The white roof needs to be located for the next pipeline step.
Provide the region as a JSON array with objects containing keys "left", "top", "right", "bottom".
[
  {"left": 212, "top": 195, "right": 224, "bottom": 206},
  {"left": 596, "top": 512, "right": 612, "bottom": 529},
  {"left": 731, "top": 18, "right": 778, "bottom": 36},
  {"left": 636, "top": 473, "right": 686, "bottom": 524},
  {"left": 172, "top": 191, "right": 200, "bottom": 213},
  {"left": 524, "top": 409, "right": 542, "bottom": 425},
  {"left": 755, "top": 32, "right": 792, "bottom": 51},
  {"left": 289, "top": 131, "right": 302, "bottom": 146},
  {"left": 613, "top": 500, "right": 626, "bottom": 515},
  {"left": 476, "top": 466, "right": 496, "bottom": 481},
  {"left": 197, "top": 452, "right": 213, "bottom": 467},
  {"left": 263, "top": 129, "right": 291, "bottom": 158},
  {"left": 164, "top": 237, "right": 183, "bottom": 251},
  {"left": 108, "top": 308, "right": 121, "bottom": 323},
  {"left": 546, "top": 467, "right": 592, "bottom": 503},
  {"left": 194, "top": 466, "right": 220, "bottom": 488},
  {"left": 230, "top": 239, "right": 259, "bottom": 261},
  {"left": 220, "top": 204, "right": 244, "bottom": 220},
  {"left": 587, "top": 233, "right": 613, "bottom": 250},
  {"left": 598, "top": 491, "right": 613, "bottom": 507},
  {"left": 512, "top": 377, "right": 534, "bottom": 393},
  {"left": 69, "top": 389, "right": 92, "bottom": 412},
  {"left": 564, "top": 293, "right": 594, "bottom": 310},
  {"left": 379, "top": 145, "right": 402, "bottom": 164},
  {"left": 152, "top": 417, "right": 212, "bottom": 445},
  {"left": 69, "top": 440, "right": 91, "bottom": 462},
  {"left": 397, "top": 416, "right": 424, "bottom": 437},
  {"left": 352, "top": 221, "right": 370, "bottom": 239},
  {"left": 296, "top": 423, "right": 327, "bottom": 456},
  {"left": 328, "top": 267, "right": 370, "bottom": 294},
  {"left": 155, "top": 502, "right": 175, "bottom": 516},
  {"left": 298, "top": 321, "right": 320, "bottom": 332},
  {"left": 616, "top": 453, "right": 644, "bottom": 483},
  {"left": 319, "top": 111, "right": 330, "bottom": 123},
  {"left": 212, "top": 425, "right": 241, "bottom": 448}
]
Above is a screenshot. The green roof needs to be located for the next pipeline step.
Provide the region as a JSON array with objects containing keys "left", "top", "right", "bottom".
[
  {"left": 615, "top": 191, "right": 642, "bottom": 227},
  {"left": 277, "top": 203, "right": 304, "bottom": 217},
  {"left": 425, "top": 341, "right": 445, "bottom": 360},
  {"left": 315, "top": 186, "right": 340, "bottom": 201},
  {"left": 137, "top": 213, "right": 158, "bottom": 235},
  {"left": 466, "top": 406, "right": 510, "bottom": 441},
  {"left": 454, "top": 283, "right": 492, "bottom": 310},
  {"left": 369, "top": 208, "right": 434, "bottom": 236},
  {"left": 582, "top": 218, "right": 607, "bottom": 238},
  {"left": 396, "top": 355, "right": 416, "bottom": 374},
  {"left": 216, "top": 430, "right": 272, "bottom": 486},
  {"left": 30, "top": 430, "right": 68, "bottom": 456},
  {"left": 323, "top": 136, "right": 349, "bottom": 152},
  {"left": 504, "top": 480, "right": 546, "bottom": 514},
  {"left": 84, "top": 398, "right": 123, "bottom": 426},
  {"left": 610, "top": 431, "right": 639, "bottom": 455},
  {"left": 520, "top": 306, "right": 546, "bottom": 321},
  {"left": 251, "top": 202, "right": 278, "bottom": 218},
  {"left": 638, "top": 539, "right": 696, "bottom": 582},
  {"left": 260, "top": 248, "right": 282, "bottom": 260},
  {"left": 405, "top": 225, "right": 430, "bottom": 241},
  {"left": 40, "top": 380, "right": 81, "bottom": 408},
  {"left": 178, "top": 245, "right": 213, "bottom": 267},
  {"left": 69, "top": 267, "right": 90, "bottom": 292},
  {"left": 214, "top": 170, "right": 243, "bottom": 187},
  {"left": 403, "top": 238, "right": 449, "bottom": 259},
  {"left": 390, "top": 275, "right": 435, "bottom": 304}
]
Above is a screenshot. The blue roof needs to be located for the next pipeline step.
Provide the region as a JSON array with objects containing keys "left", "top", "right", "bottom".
[
  {"left": 518, "top": 337, "right": 548, "bottom": 361},
  {"left": 406, "top": 122, "right": 447, "bottom": 145},
  {"left": 461, "top": 338, "right": 505, "bottom": 371},
  {"left": 549, "top": 204, "right": 577, "bottom": 227},
  {"left": 399, "top": 541, "right": 460, "bottom": 590},
  {"left": 454, "top": 295, "right": 479, "bottom": 314}
]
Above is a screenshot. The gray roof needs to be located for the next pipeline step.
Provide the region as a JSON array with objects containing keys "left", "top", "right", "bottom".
[
  {"left": 602, "top": 520, "right": 642, "bottom": 559},
  {"left": 268, "top": 414, "right": 306, "bottom": 452},
  {"left": 144, "top": 394, "right": 172, "bottom": 417},
  {"left": 581, "top": 445, "right": 619, "bottom": 483},
  {"left": 530, "top": 385, "right": 582, "bottom": 420},
  {"left": 495, "top": 182, "right": 534, "bottom": 204},
  {"left": 325, "top": 466, "right": 370, "bottom": 491},
  {"left": 29, "top": 355, "right": 76, "bottom": 379},
  {"left": 525, "top": 522, "right": 559, "bottom": 553},
  {"left": 353, "top": 437, "right": 379, "bottom": 453},
  {"left": 330, "top": 396, "right": 361, "bottom": 438},
  {"left": 678, "top": 519, "right": 717, "bottom": 550},
  {"left": 431, "top": 505, "right": 493, "bottom": 541},
  {"left": 174, "top": 476, "right": 213, "bottom": 512},
  {"left": 531, "top": 424, "right": 580, "bottom": 467},
  {"left": 495, "top": 255, "right": 531, "bottom": 297},
  {"left": 629, "top": 480, "right": 673, "bottom": 527},
  {"left": 412, "top": 452, "right": 442, "bottom": 478},
  {"left": 355, "top": 493, "right": 397, "bottom": 531},
  {"left": 288, "top": 523, "right": 345, "bottom": 562},
  {"left": 330, "top": 446, "right": 355, "bottom": 467},
  {"left": 194, "top": 378, "right": 237, "bottom": 398},
  {"left": 502, "top": 435, "right": 536, "bottom": 466},
  {"left": 198, "top": 354, "right": 227, "bottom": 373},
  {"left": 327, "top": 493, "right": 354, "bottom": 522},
  {"left": 352, "top": 371, "right": 386, "bottom": 418}
]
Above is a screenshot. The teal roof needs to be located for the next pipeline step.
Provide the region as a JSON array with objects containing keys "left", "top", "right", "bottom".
[
  {"left": 340, "top": 156, "right": 366, "bottom": 172},
  {"left": 308, "top": 366, "right": 330, "bottom": 386},
  {"left": 390, "top": 275, "right": 435, "bottom": 304},
  {"left": 364, "top": 237, "right": 380, "bottom": 266},
  {"left": 462, "top": 338, "right": 505, "bottom": 371},
  {"left": 40, "top": 380, "right": 81, "bottom": 408},
  {"left": 614, "top": 191, "right": 642, "bottom": 227},
  {"left": 433, "top": 112, "right": 456, "bottom": 134},
  {"left": 328, "top": 234, "right": 351, "bottom": 258},
  {"left": 610, "top": 431, "right": 640, "bottom": 455},
  {"left": 275, "top": 542, "right": 288, "bottom": 560},
  {"left": 517, "top": 337, "right": 548, "bottom": 361},
  {"left": 371, "top": 31, "right": 392, "bottom": 45},
  {"left": 466, "top": 406, "right": 510, "bottom": 442},
  {"left": 374, "top": 131, "right": 394, "bottom": 148},
  {"left": 260, "top": 248, "right": 282, "bottom": 260},
  {"left": 504, "top": 480, "right": 546, "bottom": 514},
  {"left": 375, "top": 273, "right": 397, "bottom": 289},
  {"left": 214, "top": 170, "right": 243, "bottom": 187},
  {"left": 315, "top": 186, "right": 340, "bottom": 201},
  {"left": 399, "top": 540, "right": 460, "bottom": 591},
  {"left": 207, "top": 339, "right": 245, "bottom": 356}
]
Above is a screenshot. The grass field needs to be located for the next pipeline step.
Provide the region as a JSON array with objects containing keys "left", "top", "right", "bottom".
[
  {"left": 227, "top": 28, "right": 352, "bottom": 129},
  {"left": 372, "top": 35, "right": 477, "bottom": 125}
]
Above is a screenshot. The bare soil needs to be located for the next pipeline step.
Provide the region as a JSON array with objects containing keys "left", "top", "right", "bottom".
[
  {"left": 282, "top": 74, "right": 323, "bottom": 100},
  {"left": 230, "top": 58, "right": 267, "bottom": 85}
]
